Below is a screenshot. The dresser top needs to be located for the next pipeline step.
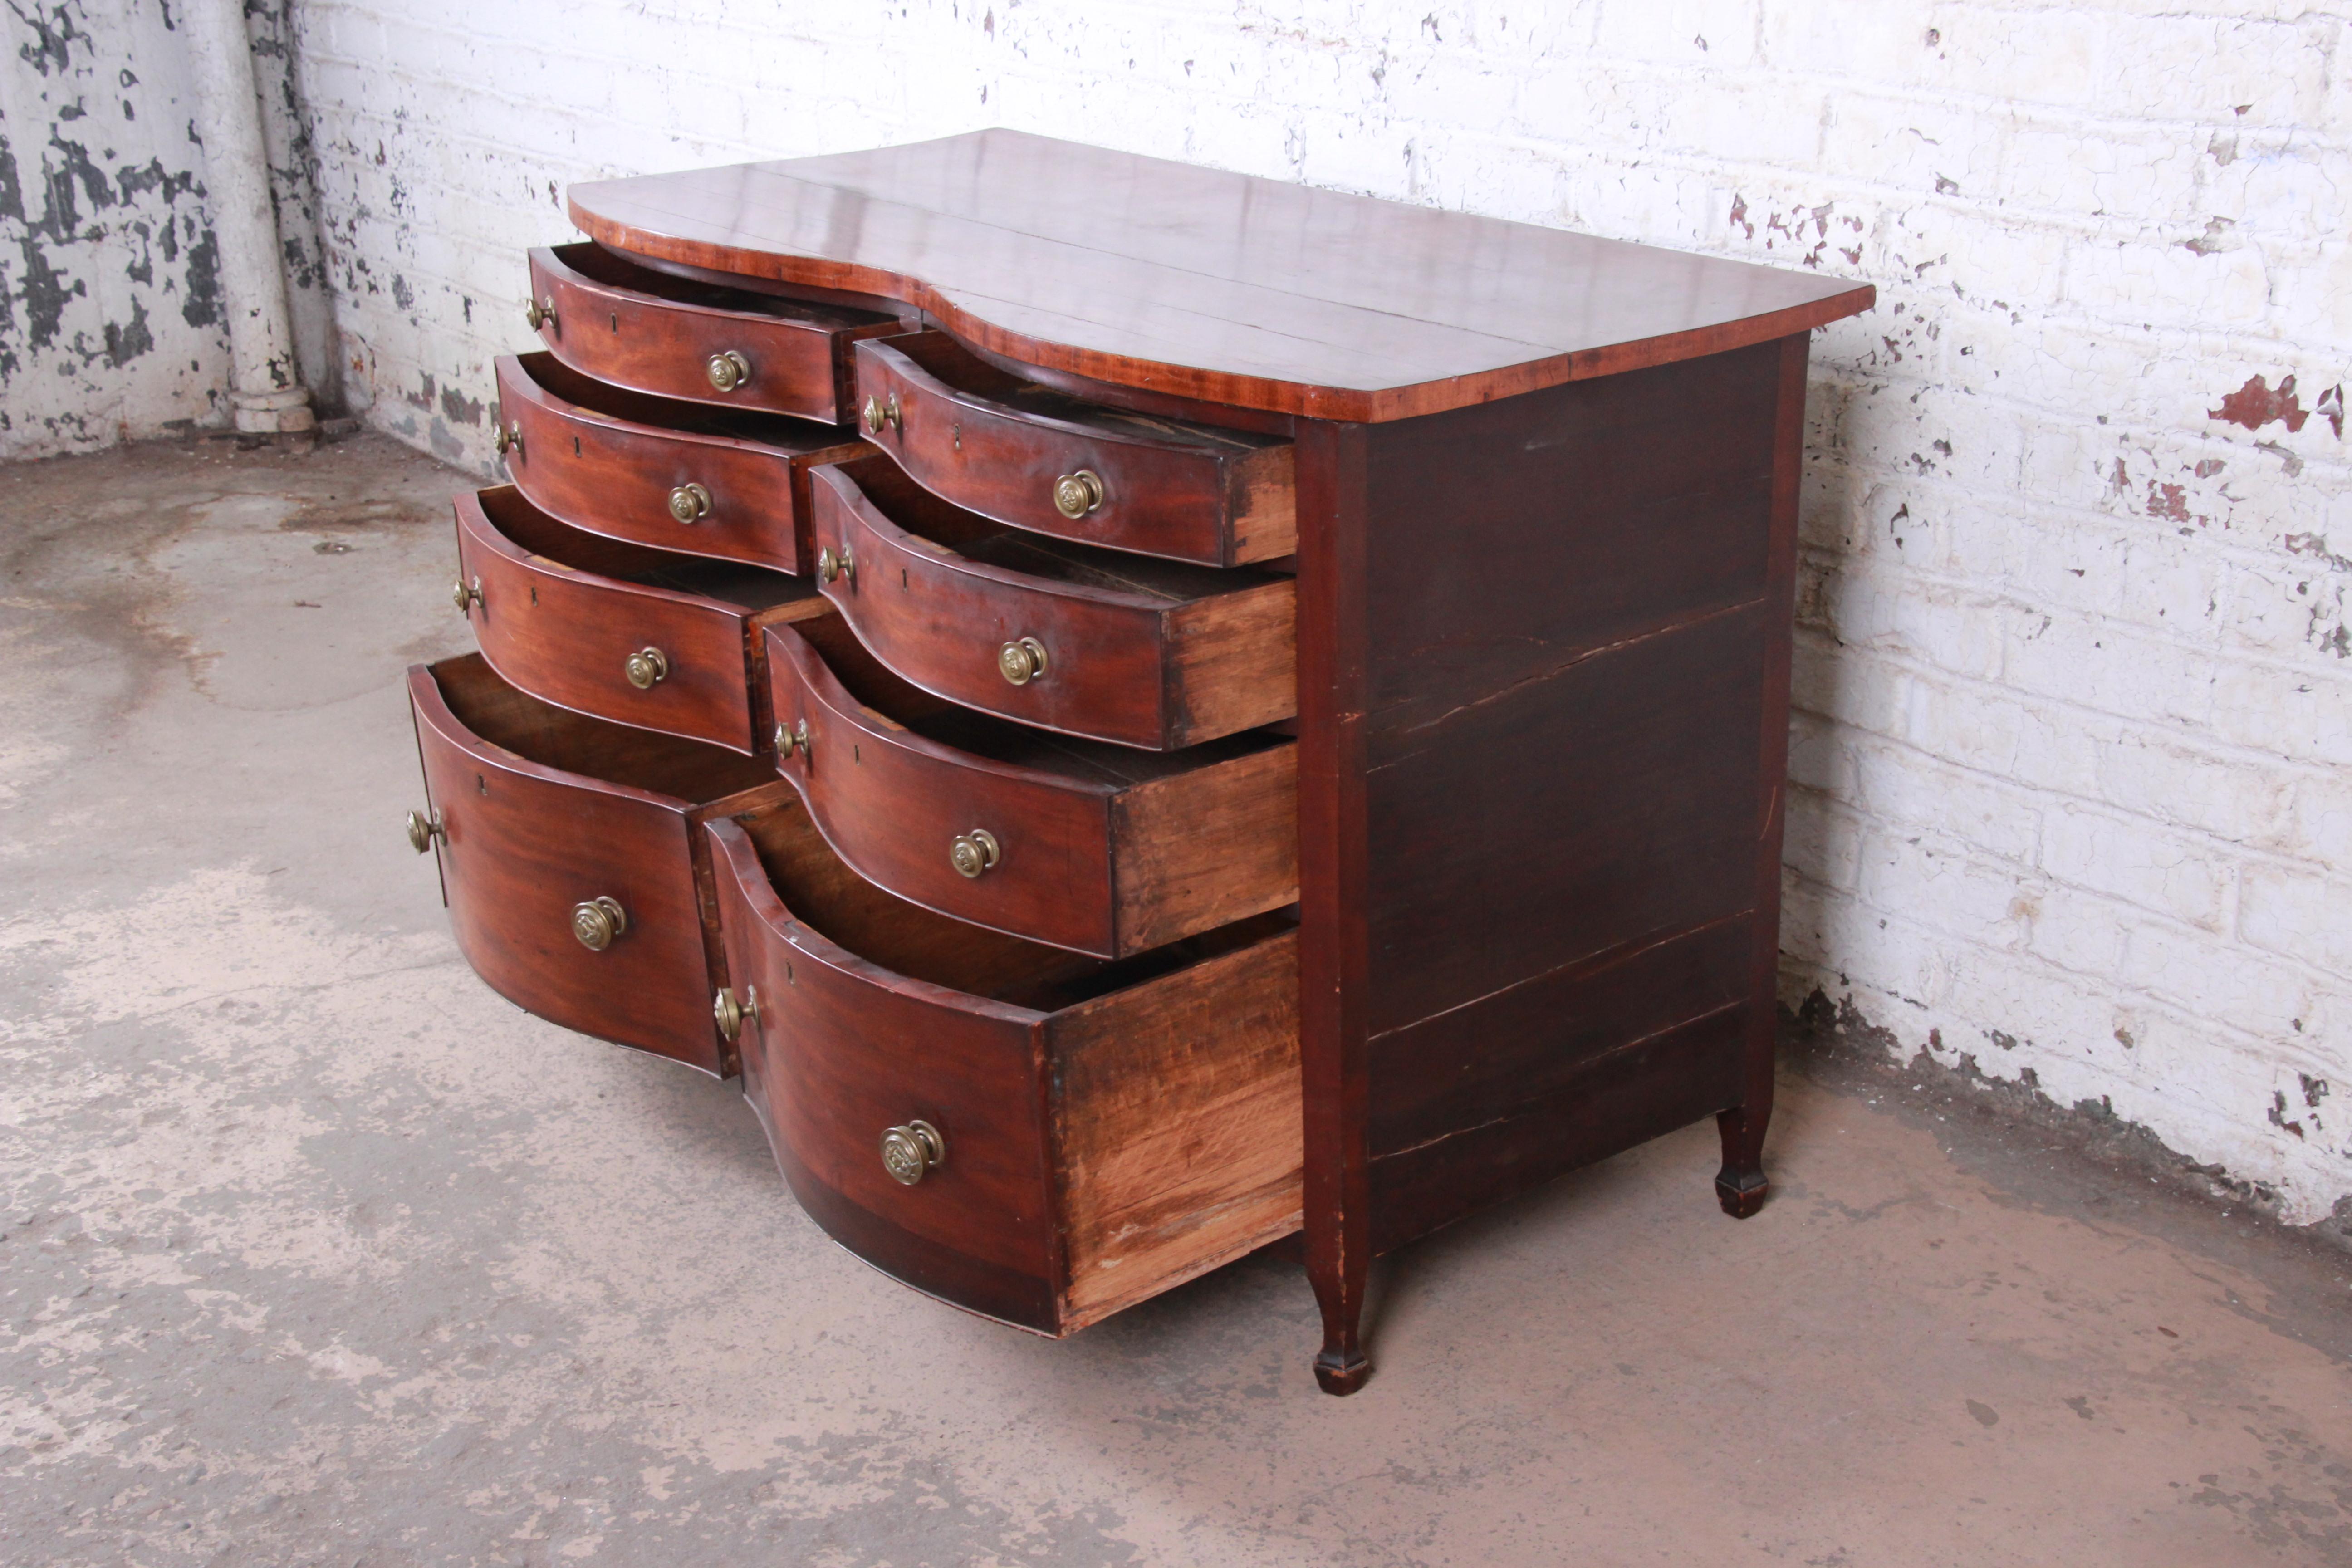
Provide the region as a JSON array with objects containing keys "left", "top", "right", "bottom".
[{"left": 569, "top": 130, "right": 1873, "bottom": 424}]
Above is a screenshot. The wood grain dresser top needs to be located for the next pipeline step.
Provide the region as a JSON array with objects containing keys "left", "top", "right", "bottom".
[{"left": 569, "top": 129, "right": 1875, "bottom": 423}]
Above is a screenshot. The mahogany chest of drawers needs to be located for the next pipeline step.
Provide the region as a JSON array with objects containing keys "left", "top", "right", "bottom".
[{"left": 402, "top": 131, "right": 1872, "bottom": 1393}]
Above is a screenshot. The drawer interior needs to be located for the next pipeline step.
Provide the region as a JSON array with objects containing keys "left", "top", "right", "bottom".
[
  {"left": 839, "top": 456, "right": 1294, "bottom": 601},
  {"left": 510, "top": 349, "right": 850, "bottom": 452},
  {"left": 553, "top": 241, "right": 898, "bottom": 333},
  {"left": 431, "top": 653, "right": 778, "bottom": 804},
  {"left": 730, "top": 795, "right": 1294, "bottom": 1012},
  {"left": 477, "top": 486, "right": 823, "bottom": 615},
  {"left": 789, "top": 610, "right": 1289, "bottom": 785},
  {"left": 877, "top": 330, "right": 1288, "bottom": 459}
]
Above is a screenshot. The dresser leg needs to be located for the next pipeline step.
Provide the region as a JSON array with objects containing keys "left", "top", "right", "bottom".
[
  {"left": 1714, "top": 1102, "right": 1771, "bottom": 1218},
  {"left": 1307, "top": 1249, "right": 1372, "bottom": 1395}
]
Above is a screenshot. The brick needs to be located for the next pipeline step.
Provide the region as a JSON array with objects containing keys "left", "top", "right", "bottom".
[
  {"left": 2041, "top": 805, "right": 2236, "bottom": 931},
  {"left": 2239, "top": 864, "right": 2352, "bottom": 976}
]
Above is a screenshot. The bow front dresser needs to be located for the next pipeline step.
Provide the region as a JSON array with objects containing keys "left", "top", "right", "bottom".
[{"left": 402, "top": 130, "right": 1873, "bottom": 1394}]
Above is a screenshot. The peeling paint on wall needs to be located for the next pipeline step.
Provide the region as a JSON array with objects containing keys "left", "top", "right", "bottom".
[{"left": 0, "top": 0, "right": 227, "bottom": 458}]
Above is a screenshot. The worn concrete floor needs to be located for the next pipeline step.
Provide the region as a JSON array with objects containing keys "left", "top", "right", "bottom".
[{"left": 2, "top": 433, "right": 2349, "bottom": 1568}]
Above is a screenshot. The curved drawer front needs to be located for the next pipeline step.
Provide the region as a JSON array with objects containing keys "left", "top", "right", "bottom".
[
  {"left": 854, "top": 332, "right": 1296, "bottom": 567},
  {"left": 455, "top": 488, "right": 769, "bottom": 753},
  {"left": 707, "top": 817, "right": 1063, "bottom": 1329},
  {"left": 496, "top": 352, "right": 856, "bottom": 575},
  {"left": 708, "top": 804, "right": 1304, "bottom": 1335},
  {"left": 767, "top": 621, "right": 1300, "bottom": 957},
  {"left": 525, "top": 243, "right": 897, "bottom": 423},
  {"left": 409, "top": 663, "right": 722, "bottom": 1073},
  {"left": 808, "top": 461, "right": 1297, "bottom": 750},
  {"left": 767, "top": 623, "right": 1119, "bottom": 955}
]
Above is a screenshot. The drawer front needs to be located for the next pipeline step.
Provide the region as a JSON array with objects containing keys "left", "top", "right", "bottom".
[
  {"left": 808, "top": 467, "right": 1181, "bottom": 748},
  {"left": 409, "top": 666, "right": 721, "bottom": 1073},
  {"left": 707, "top": 818, "right": 1062, "bottom": 1330},
  {"left": 526, "top": 245, "right": 885, "bottom": 423},
  {"left": 455, "top": 490, "right": 758, "bottom": 753},
  {"left": 495, "top": 353, "right": 818, "bottom": 575},
  {"left": 765, "top": 623, "right": 1121, "bottom": 955},
  {"left": 854, "top": 335, "right": 1295, "bottom": 567}
]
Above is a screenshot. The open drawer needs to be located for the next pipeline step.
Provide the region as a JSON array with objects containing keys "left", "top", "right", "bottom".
[
  {"left": 494, "top": 351, "right": 864, "bottom": 575},
  {"left": 525, "top": 243, "right": 905, "bottom": 423},
  {"left": 808, "top": 455, "right": 1297, "bottom": 750},
  {"left": 765, "top": 613, "right": 1296, "bottom": 957},
  {"left": 405, "top": 654, "right": 788, "bottom": 1075},
  {"left": 452, "top": 485, "right": 827, "bottom": 754},
  {"left": 706, "top": 798, "right": 1302, "bottom": 1334},
  {"left": 853, "top": 330, "right": 1296, "bottom": 567}
]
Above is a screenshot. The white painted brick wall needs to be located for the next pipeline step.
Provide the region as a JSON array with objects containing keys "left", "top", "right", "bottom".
[{"left": 267, "top": 0, "right": 2351, "bottom": 1223}]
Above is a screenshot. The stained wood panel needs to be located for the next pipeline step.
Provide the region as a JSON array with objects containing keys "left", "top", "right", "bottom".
[
  {"left": 764, "top": 618, "right": 1296, "bottom": 957},
  {"left": 568, "top": 131, "right": 1875, "bottom": 421},
  {"left": 527, "top": 243, "right": 902, "bottom": 422},
  {"left": 853, "top": 329, "right": 1295, "bottom": 566},
  {"left": 495, "top": 351, "right": 862, "bottom": 575},
  {"left": 409, "top": 657, "right": 778, "bottom": 1074}
]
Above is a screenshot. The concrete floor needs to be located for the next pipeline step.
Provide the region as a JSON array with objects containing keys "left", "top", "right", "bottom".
[{"left": 2, "top": 433, "right": 2349, "bottom": 1568}]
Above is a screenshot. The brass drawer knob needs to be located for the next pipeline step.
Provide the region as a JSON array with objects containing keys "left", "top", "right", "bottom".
[
  {"left": 524, "top": 296, "right": 556, "bottom": 331},
  {"left": 774, "top": 718, "right": 809, "bottom": 760},
  {"left": 624, "top": 647, "right": 669, "bottom": 690},
  {"left": 1053, "top": 470, "right": 1104, "bottom": 519},
  {"left": 997, "top": 637, "right": 1048, "bottom": 685},
  {"left": 880, "top": 1119, "right": 945, "bottom": 1186},
  {"left": 713, "top": 985, "right": 761, "bottom": 1042},
  {"left": 493, "top": 422, "right": 523, "bottom": 459},
  {"left": 862, "top": 394, "right": 902, "bottom": 435},
  {"left": 949, "top": 828, "right": 1000, "bottom": 879},
  {"left": 405, "top": 808, "right": 444, "bottom": 854},
  {"left": 451, "top": 577, "right": 483, "bottom": 614},
  {"left": 572, "top": 895, "right": 627, "bottom": 951},
  {"left": 667, "top": 482, "right": 711, "bottom": 523},
  {"left": 706, "top": 350, "right": 751, "bottom": 392},
  {"left": 818, "top": 545, "right": 855, "bottom": 586}
]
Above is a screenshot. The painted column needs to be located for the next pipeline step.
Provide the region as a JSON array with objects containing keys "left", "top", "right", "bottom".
[{"left": 181, "top": 0, "right": 314, "bottom": 434}]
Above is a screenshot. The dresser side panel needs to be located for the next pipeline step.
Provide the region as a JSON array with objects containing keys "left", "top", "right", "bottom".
[{"left": 1355, "top": 338, "right": 1796, "bottom": 1247}]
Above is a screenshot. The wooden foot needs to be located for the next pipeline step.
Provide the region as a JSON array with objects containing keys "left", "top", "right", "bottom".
[
  {"left": 1314, "top": 1346, "right": 1372, "bottom": 1396},
  {"left": 1715, "top": 1166, "right": 1769, "bottom": 1218},
  {"left": 1715, "top": 1102, "right": 1771, "bottom": 1219}
]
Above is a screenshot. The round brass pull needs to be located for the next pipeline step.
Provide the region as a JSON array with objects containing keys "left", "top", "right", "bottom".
[
  {"left": 494, "top": 423, "right": 524, "bottom": 460},
  {"left": 668, "top": 482, "right": 711, "bottom": 524},
  {"left": 997, "top": 637, "right": 1048, "bottom": 685},
  {"left": 624, "top": 647, "right": 669, "bottom": 690},
  {"left": 1053, "top": 470, "right": 1104, "bottom": 519},
  {"left": 862, "top": 395, "right": 886, "bottom": 435},
  {"left": 572, "top": 896, "right": 628, "bottom": 951},
  {"left": 880, "top": 1120, "right": 945, "bottom": 1186},
  {"left": 706, "top": 350, "right": 751, "bottom": 392},
  {"left": 817, "top": 546, "right": 855, "bottom": 586},
  {"left": 774, "top": 718, "right": 809, "bottom": 760},
  {"left": 451, "top": 577, "right": 483, "bottom": 614},
  {"left": 949, "top": 829, "right": 1000, "bottom": 879},
  {"left": 524, "top": 296, "right": 556, "bottom": 331},
  {"left": 405, "top": 808, "right": 444, "bottom": 854},
  {"left": 713, "top": 985, "right": 761, "bottom": 1042}
]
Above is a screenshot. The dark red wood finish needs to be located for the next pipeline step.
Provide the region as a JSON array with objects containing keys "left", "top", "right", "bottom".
[
  {"left": 806, "top": 457, "right": 1295, "bottom": 750},
  {"left": 853, "top": 331, "right": 1296, "bottom": 566},
  {"left": 1292, "top": 333, "right": 1816, "bottom": 1390},
  {"left": 526, "top": 243, "right": 903, "bottom": 423},
  {"left": 764, "top": 617, "right": 1296, "bottom": 956},
  {"left": 452, "top": 485, "right": 822, "bottom": 753},
  {"left": 407, "top": 656, "right": 780, "bottom": 1074},
  {"left": 568, "top": 131, "right": 1873, "bottom": 421},
  {"left": 706, "top": 803, "right": 1302, "bottom": 1333},
  {"left": 494, "top": 351, "right": 863, "bottom": 575}
]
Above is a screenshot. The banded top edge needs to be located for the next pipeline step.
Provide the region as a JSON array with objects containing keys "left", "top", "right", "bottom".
[{"left": 567, "top": 129, "right": 1875, "bottom": 424}]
